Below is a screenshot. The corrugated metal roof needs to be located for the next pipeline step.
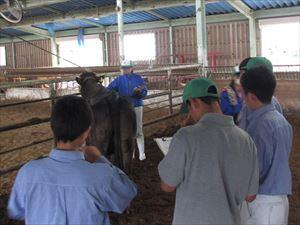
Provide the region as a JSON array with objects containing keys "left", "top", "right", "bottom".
[
  {"left": 152, "top": 6, "right": 196, "bottom": 20},
  {"left": 206, "top": 1, "right": 237, "bottom": 14},
  {"left": 242, "top": 0, "right": 300, "bottom": 9},
  {"left": 0, "top": 0, "right": 299, "bottom": 37},
  {"left": 97, "top": 11, "right": 160, "bottom": 26},
  {"left": 1, "top": 28, "right": 31, "bottom": 37},
  {"left": 23, "top": 8, "right": 54, "bottom": 18}
]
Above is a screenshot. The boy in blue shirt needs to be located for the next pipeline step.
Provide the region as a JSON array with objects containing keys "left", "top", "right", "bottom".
[
  {"left": 240, "top": 67, "right": 292, "bottom": 225},
  {"left": 7, "top": 95, "right": 137, "bottom": 225},
  {"left": 108, "top": 60, "right": 147, "bottom": 161}
]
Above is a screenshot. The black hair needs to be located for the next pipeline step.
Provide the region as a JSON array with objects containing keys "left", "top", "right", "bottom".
[
  {"left": 198, "top": 96, "right": 219, "bottom": 105},
  {"left": 240, "top": 66, "right": 276, "bottom": 103},
  {"left": 51, "top": 95, "right": 93, "bottom": 143}
]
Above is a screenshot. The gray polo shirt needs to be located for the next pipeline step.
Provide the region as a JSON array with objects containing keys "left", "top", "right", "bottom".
[{"left": 158, "top": 113, "right": 258, "bottom": 225}]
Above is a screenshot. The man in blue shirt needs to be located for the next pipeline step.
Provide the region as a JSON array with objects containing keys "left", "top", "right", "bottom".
[
  {"left": 108, "top": 60, "right": 147, "bottom": 161},
  {"left": 7, "top": 95, "right": 137, "bottom": 225},
  {"left": 239, "top": 67, "right": 292, "bottom": 225}
]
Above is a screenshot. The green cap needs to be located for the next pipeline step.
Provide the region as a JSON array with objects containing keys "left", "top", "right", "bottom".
[
  {"left": 240, "top": 57, "right": 273, "bottom": 72},
  {"left": 180, "top": 77, "right": 219, "bottom": 113}
]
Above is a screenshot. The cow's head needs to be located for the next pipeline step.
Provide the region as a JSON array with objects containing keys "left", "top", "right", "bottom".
[{"left": 76, "top": 72, "right": 101, "bottom": 86}]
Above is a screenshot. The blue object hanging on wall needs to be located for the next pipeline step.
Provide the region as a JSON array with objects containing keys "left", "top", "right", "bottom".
[
  {"left": 77, "top": 28, "right": 85, "bottom": 47},
  {"left": 45, "top": 23, "right": 55, "bottom": 37}
]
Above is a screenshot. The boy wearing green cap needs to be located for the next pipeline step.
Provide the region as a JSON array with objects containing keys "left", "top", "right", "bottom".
[{"left": 158, "top": 77, "right": 259, "bottom": 225}]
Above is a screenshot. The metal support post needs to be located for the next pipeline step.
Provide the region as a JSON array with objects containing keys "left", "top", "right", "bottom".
[
  {"left": 167, "top": 69, "right": 173, "bottom": 115},
  {"left": 117, "top": 0, "right": 125, "bottom": 63},
  {"left": 104, "top": 29, "right": 109, "bottom": 66},
  {"left": 50, "top": 36, "right": 58, "bottom": 66},
  {"left": 196, "top": 0, "right": 208, "bottom": 66},
  {"left": 169, "top": 22, "right": 174, "bottom": 64},
  {"left": 49, "top": 82, "right": 56, "bottom": 106},
  {"left": 249, "top": 17, "right": 257, "bottom": 57}
]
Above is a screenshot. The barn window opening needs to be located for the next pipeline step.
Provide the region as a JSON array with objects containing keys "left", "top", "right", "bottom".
[
  {"left": 260, "top": 17, "right": 300, "bottom": 71},
  {"left": 0, "top": 46, "right": 6, "bottom": 66},
  {"left": 57, "top": 35, "right": 103, "bottom": 67},
  {"left": 124, "top": 33, "right": 156, "bottom": 62}
]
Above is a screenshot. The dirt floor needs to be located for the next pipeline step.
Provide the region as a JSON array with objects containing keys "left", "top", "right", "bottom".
[{"left": 0, "top": 97, "right": 300, "bottom": 224}]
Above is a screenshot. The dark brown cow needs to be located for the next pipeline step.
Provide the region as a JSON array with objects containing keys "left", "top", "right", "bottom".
[{"left": 76, "top": 72, "right": 136, "bottom": 173}]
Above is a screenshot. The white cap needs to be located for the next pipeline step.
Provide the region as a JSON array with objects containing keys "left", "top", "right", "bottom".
[{"left": 121, "top": 59, "right": 134, "bottom": 68}]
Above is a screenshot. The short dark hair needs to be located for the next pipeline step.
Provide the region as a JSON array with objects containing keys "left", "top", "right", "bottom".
[
  {"left": 240, "top": 66, "right": 276, "bottom": 103},
  {"left": 187, "top": 96, "right": 218, "bottom": 106},
  {"left": 51, "top": 95, "right": 93, "bottom": 143}
]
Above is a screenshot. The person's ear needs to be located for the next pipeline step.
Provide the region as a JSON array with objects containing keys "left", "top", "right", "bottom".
[{"left": 188, "top": 98, "right": 198, "bottom": 111}]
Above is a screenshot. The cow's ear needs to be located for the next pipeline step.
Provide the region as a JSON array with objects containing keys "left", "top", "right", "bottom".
[{"left": 75, "top": 76, "right": 81, "bottom": 84}]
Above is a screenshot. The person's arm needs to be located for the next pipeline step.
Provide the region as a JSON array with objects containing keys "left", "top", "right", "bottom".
[
  {"left": 107, "top": 77, "right": 119, "bottom": 92},
  {"left": 7, "top": 170, "right": 26, "bottom": 220},
  {"left": 101, "top": 166, "right": 137, "bottom": 213},
  {"left": 245, "top": 137, "right": 259, "bottom": 202},
  {"left": 220, "top": 90, "right": 234, "bottom": 116},
  {"left": 139, "top": 76, "right": 147, "bottom": 98},
  {"left": 161, "top": 181, "right": 176, "bottom": 193},
  {"left": 158, "top": 131, "right": 187, "bottom": 192},
  {"left": 272, "top": 96, "right": 283, "bottom": 114}
]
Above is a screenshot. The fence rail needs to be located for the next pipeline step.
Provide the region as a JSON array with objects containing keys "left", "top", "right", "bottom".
[{"left": 1, "top": 64, "right": 300, "bottom": 176}]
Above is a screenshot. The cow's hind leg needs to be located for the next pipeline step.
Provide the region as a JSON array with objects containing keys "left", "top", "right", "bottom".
[{"left": 121, "top": 137, "right": 135, "bottom": 174}]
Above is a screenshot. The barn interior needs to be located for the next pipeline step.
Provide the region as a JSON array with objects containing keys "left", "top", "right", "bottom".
[{"left": 0, "top": 0, "right": 300, "bottom": 224}]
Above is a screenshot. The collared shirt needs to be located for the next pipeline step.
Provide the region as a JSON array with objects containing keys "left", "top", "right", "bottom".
[
  {"left": 7, "top": 149, "right": 137, "bottom": 225},
  {"left": 107, "top": 73, "right": 147, "bottom": 107},
  {"left": 239, "top": 104, "right": 292, "bottom": 195},
  {"left": 239, "top": 96, "right": 282, "bottom": 128},
  {"left": 159, "top": 113, "right": 259, "bottom": 225}
]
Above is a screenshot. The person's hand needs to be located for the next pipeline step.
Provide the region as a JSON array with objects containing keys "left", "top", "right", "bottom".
[
  {"left": 78, "top": 146, "right": 101, "bottom": 163},
  {"left": 133, "top": 87, "right": 142, "bottom": 97},
  {"left": 245, "top": 195, "right": 256, "bottom": 202},
  {"left": 180, "top": 113, "right": 194, "bottom": 127}
]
